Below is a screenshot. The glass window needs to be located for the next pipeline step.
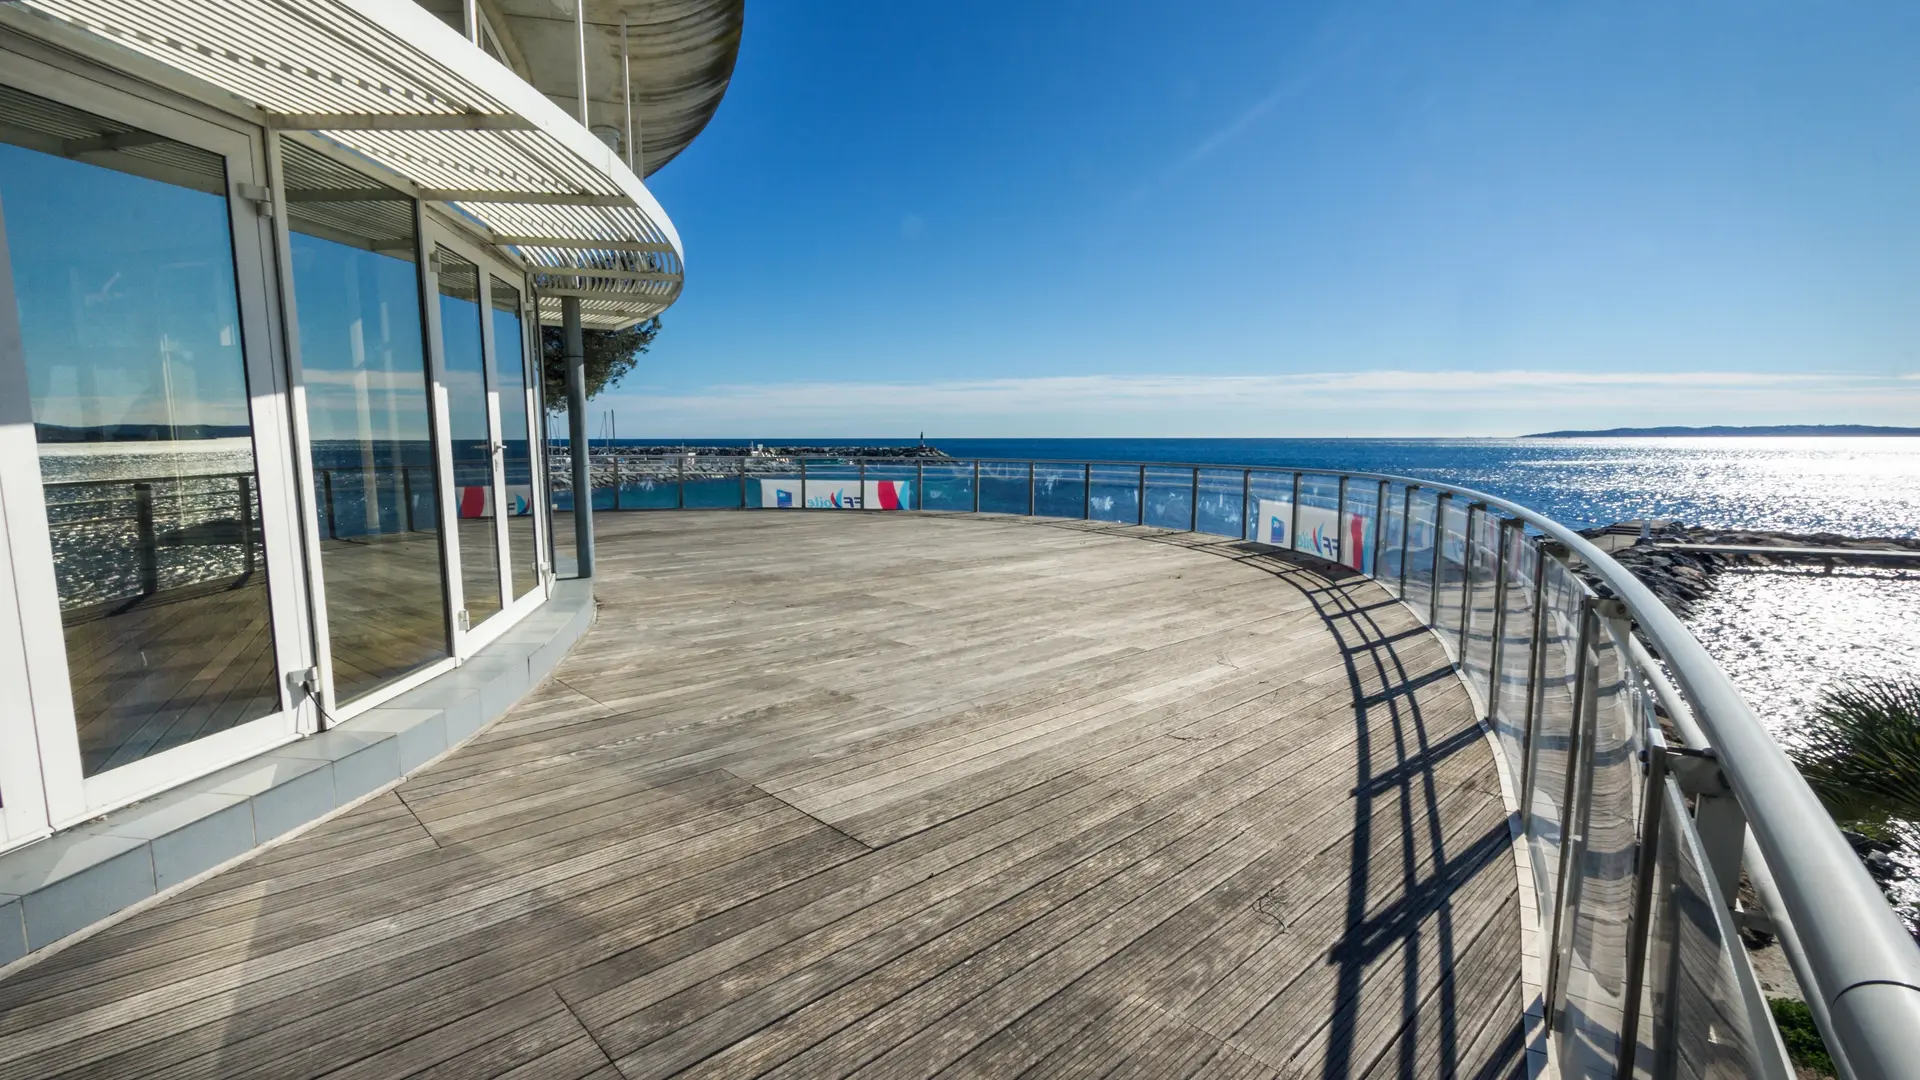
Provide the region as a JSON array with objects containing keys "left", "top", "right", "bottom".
[
  {"left": 0, "top": 87, "right": 279, "bottom": 776},
  {"left": 281, "top": 140, "right": 449, "bottom": 704},
  {"left": 490, "top": 278, "right": 539, "bottom": 600},
  {"left": 436, "top": 248, "right": 502, "bottom": 627}
]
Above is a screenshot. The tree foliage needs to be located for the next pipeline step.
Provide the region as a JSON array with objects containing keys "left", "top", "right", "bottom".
[
  {"left": 539, "top": 317, "right": 660, "bottom": 411},
  {"left": 1790, "top": 676, "right": 1920, "bottom": 830}
]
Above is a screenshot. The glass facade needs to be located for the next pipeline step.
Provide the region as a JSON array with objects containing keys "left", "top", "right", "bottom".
[
  {"left": 0, "top": 87, "right": 279, "bottom": 777},
  {"left": 0, "top": 84, "right": 554, "bottom": 831},
  {"left": 282, "top": 140, "right": 450, "bottom": 705}
]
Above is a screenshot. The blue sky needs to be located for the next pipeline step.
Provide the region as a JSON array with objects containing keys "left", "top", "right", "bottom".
[{"left": 621, "top": 0, "right": 1920, "bottom": 437}]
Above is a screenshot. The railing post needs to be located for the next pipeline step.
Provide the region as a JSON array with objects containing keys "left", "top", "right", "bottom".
[
  {"left": 1398, "top": 485, "right": 1416, "bottom": 596},
  {"left": 1241, "top": 469, "right": 1252, "bottom": 541},
  {"left": 1136, "top": 465, "right": 1145, "bottom": 525},
  {"left": 1371, "top": 479, "right": 1389, "bottom": 579},
  {"left": 401, "top": 466, "right": 415, "bottom": 532},
  {"left": 916, "top": 460, "right": 924, "bottom": 511},
  {"left": 1189, "top": 467, "right": 1199, "bottom": 532},
  {"left": 237, "top": 474, "right": 255, "bottom": 577},
  {"left": 738, "top": 456, "right": 748, "bottom": 509},
  {"left": 676, "top": 454, "right": 686, "bottom": 510},
  {"left": 322, "top": 468, "right": 337, "bottom": 540},
  {"left": 134, "top": 481, "right": 158, "bottom": 596},
  {"left": 860, "top": 458, "right": 868, "bottom": 511},
  {"left": 1335, "top": 475, "right": 1349, "bottom": 567},
  {"left": 1429, "top": 492, "right": 1451, "bottom": 627},
  {"left": 1457, "top": 503, "right": 1482, "bottom": 658},
  {"left": 1029, "top": 461, "right": 1036, "bottom": 516},
  {"left": 1289, "top": 472, "right": 1301, "bottom": 553},
  {"left": 1083, "top": 463, "right": 1092, "bottom": 520},
  {"left": 972, "top": 461, "right": 980, "bottom": 513},
  {"left": 1486, "top": 517, "right": 1516, "bottom": 722},
  {"left": 1615, "top": 730, "right": 1672, "bottom": 1080},
  {"left": 799, "top": 457, "right": 808, "bottom": 509},
  {"left": 1545, "top": 596, "right": 1599, "bottom": 1019},
  {"left": 1520, "top": 543, "right": 1551, "bottom": 827}
]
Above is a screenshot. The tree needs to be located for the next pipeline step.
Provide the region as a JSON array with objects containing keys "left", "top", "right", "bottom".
[{"left": 540, "top": 317, "right": 660, "bottom": 411}]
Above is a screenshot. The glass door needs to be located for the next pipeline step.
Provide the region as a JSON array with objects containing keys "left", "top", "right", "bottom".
[
  {"left": 426, "top": 227, "right": 546, "bottom": 654},
  {"left": 0, "top": 73, "right": 312, "bottom": 824}
]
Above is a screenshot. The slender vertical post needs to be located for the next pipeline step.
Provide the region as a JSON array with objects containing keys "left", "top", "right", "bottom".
[
  {"left": 134, "top": 482, "right": 158, "bottom": 595},
  {"left": 1083, "top": 463, "right": 1092, "bottom": 519},
  {"left": 916, "top": 460, "right": 924, "bottom": 510},
  {"left": 1136, "top": 465, "right": 1146, "bottom": 525},
  {"left": 1188, "top": 467, "right": 1199, "bottom": 532},
  {"left": 564, "top": 295, "right": 592, "bottom": 576},
  {"left": 972, "top": 461, "right": 980, "bottom": 513},
  {"left": 859, "top": 458, "right": 868, "bottom": 511},
  {"left": 1241, "top": 469, "right": 1252, "bottom": 540},
  {"left": 402, "top": 466, "right": 415, "bottom": 532},
  {"left": 1457, "top": 504, "right": 1480, "bottom": 658},
  {"left": 1486, "top": 518, "right": 1515, "bottom": 722},
  {"left": 677, "top": 454, "right": 686, "bottom": 509},
  {"left": 620, "top": 12, "right": 635, "bottom": 172},
  {"left": 1371, "top": 479, "right": 1390, "bottom": 580},
  {"left": 800, "top": 457, "right": 809, "bottom": 508},
  {"left": 322, "top": 469, "right": 338, "bottom": 540},
  {"left": 573, "top": 0, "right": 589, "bottom": 125},
  {"left": 1429, "top": 492, "right": 1451, "bottom": 627},
  {"left": 1289, "top": 472, "right": 1302, "bottom": 552},
  {"left": 1335, "top": 475, "right": 1349, "bottom": 567},
  {"left": 1028, "top": 461, "right": 1036, "bottom": 516},
  {"left": 1545, "top": 597, "right": 1598, "bottom": 1017},
  {"left": 237, "top": 474, "right": 256, "bottom": 576},
  {"left": 463, "top": 0, "right": 480, "bottom": 44},
  {"left": 738, "top": 456, "right": 747, "bottom": 509},
  {"left": 1615, "top": 734, "right": 1671, "bottom": 1080},
  {"left": 1398, "top": 485, "right": 1415, "bottom": 595}
]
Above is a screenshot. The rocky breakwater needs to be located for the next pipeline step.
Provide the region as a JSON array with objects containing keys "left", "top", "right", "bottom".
[{"left": 1577, "top": 521, "right": 1920, "bottom": 617}]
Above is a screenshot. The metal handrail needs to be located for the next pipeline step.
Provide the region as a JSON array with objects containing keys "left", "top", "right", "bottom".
[{"left": 573, "top": 452, "right": 1920, "bottom": 1077}]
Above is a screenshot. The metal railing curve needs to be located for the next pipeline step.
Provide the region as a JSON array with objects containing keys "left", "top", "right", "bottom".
[{"left": 558, "top": 452, "right": 1920, "bottom": 1080}]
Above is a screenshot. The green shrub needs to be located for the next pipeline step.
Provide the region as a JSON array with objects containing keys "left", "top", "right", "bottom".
[
  {"left": 1790, "top": 677, "right": 1920, "bottom": 830},
  {"left": 1768, "top": 997, "right": 1834, "bottom": 1076}
]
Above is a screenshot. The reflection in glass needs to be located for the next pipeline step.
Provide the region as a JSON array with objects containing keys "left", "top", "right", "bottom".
[
  {"left": 282, "top": 140, "right": 448, "bottom": 703},
  {"left": 437, "top": 248, "right": 502, "bottom": 626},
  {"left": 0, "top": 88, "right": 279, "bottom": 775},
  {"left": 490, "top": 279, "right": 539, "bottom": 600}
]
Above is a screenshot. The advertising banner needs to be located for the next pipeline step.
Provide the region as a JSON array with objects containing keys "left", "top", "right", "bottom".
[
  {"left": 1255, "top": 498, "right": 1370, "bottom": 570},
  {"left": 754, "top": 478, "right": 912, "bottom": 510},
  {"left": 455, "top": 484, "right": 533, "bottom": 518}
]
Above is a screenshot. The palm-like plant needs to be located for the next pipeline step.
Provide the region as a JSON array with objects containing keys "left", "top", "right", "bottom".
[{"left": 1792, "top": 677, "right": 1920, "bottom": 829}]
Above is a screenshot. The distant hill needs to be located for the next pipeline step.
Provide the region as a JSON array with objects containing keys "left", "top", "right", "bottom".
[
  {"left": 36, "top": 422, "right": 253, "bottom": 443},
  {"left": 1521, "top": 424, "right": 1920, "bottom": 438}
]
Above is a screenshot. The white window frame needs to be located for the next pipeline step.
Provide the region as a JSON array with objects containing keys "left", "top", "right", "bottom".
[{"left": 0, "top": 45, "right": 316, "bottom": 828}]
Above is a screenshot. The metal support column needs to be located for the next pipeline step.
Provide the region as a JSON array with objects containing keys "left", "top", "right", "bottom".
[
  {"left": 1083, "top": 463, "right": 1092, "bottom": 519},
  {"left": 1289, "top": 472, "right": 1302, "bottom": 552},
  {"left": 1189, "top": 467, "right": 1199, "bottom": 532},
  {"left": 1028, "top": 461, "right": 1036, "bottom": 516},
  {"left": 1457, "top": 503, "right": 1481, "bottom": 658},
  {"left": 1372, "top": 479, "right": 1389, "bottom": 580},
  {"left": 1429, "top": 492, "right": 1451, "bottom": 626},
  {"left": 563, "top": 295, "right": 592, "bottom": 576},
  {"left": 916, "top": 461, "right": 924, "bottom": 510},
  {"left": 1241, "top": 469, "right": 1252, "bottom": 540},
  {"left": 1486, "top": 518, "right": 1516, "bottom": 723},
  {"left": 1136, "top": 465, "right": 1145, "bottom": 525},
  {"left": 859, "top": 458, "right": 867, "bottom": 510},
  {"left": 799, "top": 458, "right": 808, "bottom": 507},
  {"left": 573, "top": 0, "right": 589, "bottom": 125},
  {"left": 1335, "top": 475, "right": 1349, "bottom": 567},
  {"left": 676, "top": 454, "right": 686, "bottom": 509},
  {"left": 738, "top": 457, "right": 747, "bottom": 509},
  {"left": 1545, "top": 597, "right": 1598, "bottom": 1017},
  {"left": 620, "top": 13, "right": 635, "bottom": 172},
  {"left": 1398, "top": 485, "right": 1416, "bottom": 595},
  {"left": 972, "top": 461, "right": 980, "bottom": 513},
  {"left": 1519, "top": 541, "right": 1551, "bottom": 827}
]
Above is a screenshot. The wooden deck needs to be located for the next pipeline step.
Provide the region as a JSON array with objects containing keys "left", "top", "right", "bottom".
[{"left": 0, "top": 511, "right": 1524, "bottom": 1080}]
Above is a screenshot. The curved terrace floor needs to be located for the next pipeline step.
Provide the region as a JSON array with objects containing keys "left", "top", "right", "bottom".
[{"left": 0, "top": 512, "right": 1526, "bottom": 1080}]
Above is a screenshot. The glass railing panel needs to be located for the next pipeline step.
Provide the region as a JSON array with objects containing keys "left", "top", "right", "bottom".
[
  {"left": 1247, "top": 470, "right": 1294, "bottom": 545},
  {"left": 795, "top": 462, "right": 861, "bottom": 510},
  {"left": 1462, "top": 510, "right": 1502, "bottom": 687},
  {"left": 1195, "top": 468, "right": 1246, "bottom": 537},
  {"left": 1088, "top": 464, "right": 1143, "bottom": 524},
  {"left": 1528, "top": 557, "right": 1588, "bottom": 917},
  {"left": 1492, "top": 528, "right": 1539, "bottom": 785},
  {"left": 1432, "top": 497, "right": 1468, "bottom": 640},
  {"left": 1401, "top": 488, "right": 1438, "bottom": 620},
  {"left": 1033, "top": 464, "right": 1086, "bottom": 519},
  {"left": 858, "top": 461, "right": 919, "bottom": 511},
  {"left": 1141, "top": 466, "right": 1193, "bottom": 530},
  {"left": 976, "top": 461, "right": 1030, "bottom": 514},
  {"left": 684, "top": 457, "right": 750, "bottom": 509},
  {"left": 919, "top": 460, "right": 977, "bottom": 512},
  {"left": 1338, "top": 480, "right": 1381, "bottom": 574},
  {"left": 1290, "top": 474, "right": 1342, "bottom": 560},
  {"left": 608, "top": 457, "right": 661, "bottom": 509},
  {"left": 1552, "top": 614, "right": 1643, "bottom": 1077},
  {"left": 1632, "top": 779, "right": 1787, "bottom": 1080},
  {"left": 1378, "top": 483, "right": 1407, "bottom": 595}
]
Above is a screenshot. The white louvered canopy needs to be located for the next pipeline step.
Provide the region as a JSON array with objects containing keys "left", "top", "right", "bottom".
[{"left": 3, "top": 0, "right": 684, "bottom": 329}]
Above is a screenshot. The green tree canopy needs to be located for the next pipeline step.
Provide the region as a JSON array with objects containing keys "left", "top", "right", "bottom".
[{"left": 539, "top": 318, "right": 660, "bottom": 411}]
